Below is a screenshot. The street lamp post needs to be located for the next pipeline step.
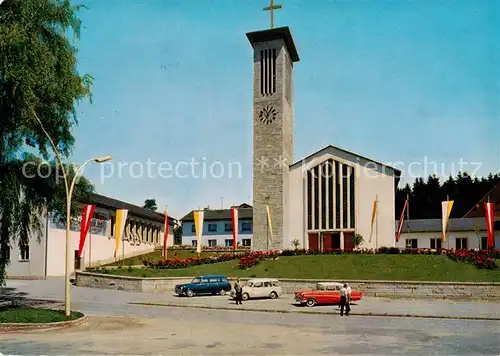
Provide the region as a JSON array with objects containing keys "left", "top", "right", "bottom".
[{"left": 34, "top": 113, "right": 111, "bottom": 316}]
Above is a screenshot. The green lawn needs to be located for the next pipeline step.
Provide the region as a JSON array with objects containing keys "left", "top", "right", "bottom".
[
  {"left": 0, "top": 307, "right": 83, "bottom": 323},
  {"left": 104, "top": 255, "right": 500, "bottom": 282},
  {"left": 104, "top": 249, "right": 227, "bottom": 267}
]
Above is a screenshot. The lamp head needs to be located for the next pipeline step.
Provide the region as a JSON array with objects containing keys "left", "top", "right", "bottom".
[{"left": 95, "top": 155, "right": 112, "bottom": 163}]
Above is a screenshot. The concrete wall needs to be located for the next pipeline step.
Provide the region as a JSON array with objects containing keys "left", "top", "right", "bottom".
[
  {"left": 76, "top": 272, "right": 500, "bottom": 300},
  {"left": 6, "top": 217, "right": 174, "bottom": 278}
]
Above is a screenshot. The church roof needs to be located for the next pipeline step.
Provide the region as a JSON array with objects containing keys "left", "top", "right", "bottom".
[
  {"left": 181, "top": 204, "right": 253, "bottom": 222},
  {"left": 290, "top": 145, "right": 401, "bottom": 180},
  {"left": 246, "top": 26, "right": 300, "bottom": 62},
  {"left": 463, "top": 181, "right": 500, "bottom": 219},
  {"left": 84, "top": 193, "right": 177, "bottom": 225},
  {"left": 396, "top": 217, "right": 490, "bottom": 233}
]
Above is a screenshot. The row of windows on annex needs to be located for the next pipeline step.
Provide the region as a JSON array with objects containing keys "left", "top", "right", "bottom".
[
  {"left": 0, "top": 244, "right": 29, "bottom": 263},
  {"left": 190, "top": 222, "right": 253, "bottom": 233},
  {"left": 190, "top": 239, "right": 252, "bottom": 248},
  {"left": 405, "top": 237, "right": 492, "bottom": 250},
  {"left": 52, "top": 213, "right": 164, "bottom": 245},
  {"left": 109, "top": 216, "right": 164, "bottom": 245}
]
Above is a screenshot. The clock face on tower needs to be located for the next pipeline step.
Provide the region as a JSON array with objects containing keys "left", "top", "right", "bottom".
[{"left": 259, "top": 106, "right": 278, "bottom": 125}]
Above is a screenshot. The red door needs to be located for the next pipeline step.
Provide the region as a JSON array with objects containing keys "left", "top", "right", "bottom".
[
  {"left": 323, "top": 233, "right": 333, "bottom": 251},
  {"left": 344, "top": 232, "right": 354, "bottom": 250},
  {"left": 308, "top": 233, "right": 319, "bottom": 251}
]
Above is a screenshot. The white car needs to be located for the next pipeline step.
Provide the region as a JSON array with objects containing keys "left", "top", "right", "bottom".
[{"left": 230, "top": 278, "right": 283, "bottom": 301}]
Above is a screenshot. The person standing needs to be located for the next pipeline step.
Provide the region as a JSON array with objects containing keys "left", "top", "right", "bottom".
[
  {"left": 234, "top": 278, "right": 242, "bottom": 305},
  {"left": 339, "top": 283, "right": 350, "bottom": 316},
  {"left": 345, "top": 283, "right": 351, "bottom": 316}
]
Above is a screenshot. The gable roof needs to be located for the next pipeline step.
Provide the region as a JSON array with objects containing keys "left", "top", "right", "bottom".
[
  {"left": 396, "top": 217, "right": 487, "bottom": 233},
  {"left": 82, "top": 193, "right": 177, "bottom": 225},
  {"left": 181, "top": 204, "right": 253, "bottom": 222},
  {"left": 464, "top": 181, "right": 500, "bottom": 219},
  {"left": 290, "top": 144, "right": 401, "bottom": 187}
]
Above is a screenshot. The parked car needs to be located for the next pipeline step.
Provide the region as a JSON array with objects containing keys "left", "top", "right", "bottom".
[
  {"left": 294, "top": 282, "right": 363, "bottom": 307},
  {"left": 174, "top": 275, "right": 231, "bottom": 297},
  {"left": 230, "top": 278, "right": 283, "bottom": 301}
]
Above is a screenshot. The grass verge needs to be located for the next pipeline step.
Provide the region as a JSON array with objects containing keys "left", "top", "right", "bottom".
[
  {"left": 0, "top": 307, "right": 83, "bottom": 323},
  {"left": 104, "top": 254, "right": 500, "bottom": 282}
]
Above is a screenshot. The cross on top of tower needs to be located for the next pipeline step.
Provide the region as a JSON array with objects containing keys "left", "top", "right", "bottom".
[{"left": 263, "top": 0, "right": 282, "bottom": 29}]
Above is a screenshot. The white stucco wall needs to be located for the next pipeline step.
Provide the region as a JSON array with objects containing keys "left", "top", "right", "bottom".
[
  {"left": 288, "top": 152, "right": 396, "bottom": 250},
  {"left": 6, "top": 220, "right": 174, "bottom": 278},
  {"left": 181, "top": 220, "right": 253, "bottom": 247},
  {"left": 396, "top": 230, "right": 500, "bottom": 250}
]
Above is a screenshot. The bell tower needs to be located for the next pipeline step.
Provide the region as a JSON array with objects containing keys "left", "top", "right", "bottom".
[{"left": 246, "top": 23, "right": 299, "bottom": 250}]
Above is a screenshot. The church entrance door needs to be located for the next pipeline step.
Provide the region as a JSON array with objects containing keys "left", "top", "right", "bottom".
[
  {"left": 344, "top": 232, "right": 354, "bottom": 250},
  {"left": 322, "top": 232, "right": 340, "bottom": 250},
  {"left": 308, "top": 233, "right": 319, "bottom": 251}
]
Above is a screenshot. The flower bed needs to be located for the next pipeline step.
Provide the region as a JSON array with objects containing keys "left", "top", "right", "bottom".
[
  {"left": 444, "top": 249, "right": 499, "bottom": 269},
  {"left": 141, "top": 246, "right": 499, "bottom": 270},
  {"left": 238, "top": 251, "right": 281, "bottom": 269},
  {"left": 142, "top": 253, "right": 244, "bottom": 269}
]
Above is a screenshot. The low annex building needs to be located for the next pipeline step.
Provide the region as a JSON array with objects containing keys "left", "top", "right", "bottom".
[{"left": 5, "top": 193, "right": 176, "bottom": 279}]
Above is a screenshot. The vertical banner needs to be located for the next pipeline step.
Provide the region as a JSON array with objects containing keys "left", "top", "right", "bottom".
[
  {"left": 163, "top": 210, "right": 169, "bottom": 261},
  {"left": 395, "top": 199, "right": 408, "bottom": 242},
  {"left": 441, "top": 200, "right": 454, "bottom": 243},
  {"left": 485, "top": 202, "right": 495, "bottom": 249},
  {"left": 369, "top": 198, "right": 378, "bottom": 243},
  {"left": 266, "top": 204, "right": 273, "bottom": 246},
  {"left": 231, "top": 207, "right": 238, "bottom": 249},
  {"left": 114, "top": 209, "right": 128, "bottom": 258},
  {"left": 77, "top": 204, "right": 96, "bottom": 258},
  {"left": 194, "top": 210, "right": 204, "bottom": 254}
]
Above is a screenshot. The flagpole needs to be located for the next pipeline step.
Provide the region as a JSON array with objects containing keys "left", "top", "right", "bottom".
[
  {"left": 375, "top": 195, "right": 379, "bottom": 248},
  {"left": 89, "top": 230, "right": 92, "bottom": 268}
]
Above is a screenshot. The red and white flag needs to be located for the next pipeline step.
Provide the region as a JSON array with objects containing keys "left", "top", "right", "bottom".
[
  {"left": 78, "top": 204, "right": 96, "bottom": 258},
  {"left": 163, "top": 210, "right": 169, "bottom": 260},
  {"left": 231, "top": 207, "right": 238, "bottom": 249},
  {"left": 396, "top": 199, "right": 408, "bottom": 242},
  {"left": 485, "top": 202, "right": 495, "bottom": 249}
]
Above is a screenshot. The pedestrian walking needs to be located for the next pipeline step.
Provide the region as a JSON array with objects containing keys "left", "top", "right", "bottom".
[{"left": 234, "top": 278, "right": 243, "bottom": 305}]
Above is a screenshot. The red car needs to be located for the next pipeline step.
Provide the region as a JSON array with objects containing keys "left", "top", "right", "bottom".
[{"left": 294, "top": 282, "right": 363, "bottom": 307}]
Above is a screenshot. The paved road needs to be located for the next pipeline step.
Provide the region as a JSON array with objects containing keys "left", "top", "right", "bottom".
[{"left": 1, "top": 279, "right": 499, "bottom": 355}]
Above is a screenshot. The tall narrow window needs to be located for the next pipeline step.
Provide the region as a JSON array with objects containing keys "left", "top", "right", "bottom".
[
  {"left": 307, "top": 170, "right": 312, "bottom": 230},
  {"left": 335, "top": 161, "right": 341, "bottom": 228},
  {"left": 320, "top": 164, "right": 327, "bottom": 230},
  {"left": 328, "top": 160, "right": 334, "bottom": 229},
  {"left": 342, "top": 165, "right": 348, "bottom": 229},
  {"left": 349, "top": 167, "right": 355, "bottom": 228},
  {"left": 260, "top": 49, "right": 277, "bottom": 96},
  {"left": 260, "top": 50, "right": 264, "bottom": 95},
  {"left": 313, "top": 166, "right": 320, "bottom": 230}
]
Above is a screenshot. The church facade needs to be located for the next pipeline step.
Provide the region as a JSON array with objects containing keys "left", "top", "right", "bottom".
[{"left": 247, "top": 27, "right": 401, "bottom": 251}]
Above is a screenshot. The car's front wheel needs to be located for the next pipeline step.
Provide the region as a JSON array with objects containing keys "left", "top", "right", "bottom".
[
  {"left": 242, "top": 293, "right": 250, "bottom": 301},
  {"left": 219, "top": 290, "right": 226, "bottom": 296},
  {"left": 269, "top": 291, "right": 278, "bottom": 299},
  {"left": 306, "top": 298, "right": 316, "bottom": 307},
  {"left": 186, "top": 289, "right": 194, "bottom": 298}
]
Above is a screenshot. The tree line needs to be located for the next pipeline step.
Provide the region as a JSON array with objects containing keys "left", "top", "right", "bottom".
[{"left": 395, "top": 172, "right": 499, "bottom": 219}]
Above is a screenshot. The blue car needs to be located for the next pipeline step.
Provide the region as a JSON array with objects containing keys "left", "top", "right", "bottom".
[{"left": 175, "top": 275, "right": 232, "bottom": 297}]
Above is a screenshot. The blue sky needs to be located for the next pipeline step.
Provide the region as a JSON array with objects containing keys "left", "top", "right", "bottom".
[{"left": 70, "top": 0, "right": 499, "bottom": 218}]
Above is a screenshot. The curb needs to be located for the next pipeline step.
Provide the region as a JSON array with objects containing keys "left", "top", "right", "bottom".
[
  {"left": 129, "top": 302, "right": 500, "bottom": 321},
  {"left": 0, "top": 315, "right": 88, "bottom": 333}
]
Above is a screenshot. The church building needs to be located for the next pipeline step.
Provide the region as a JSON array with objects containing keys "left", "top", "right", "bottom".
[{"left": 247, "top": 24, "right": 401, "bottom": 251}]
